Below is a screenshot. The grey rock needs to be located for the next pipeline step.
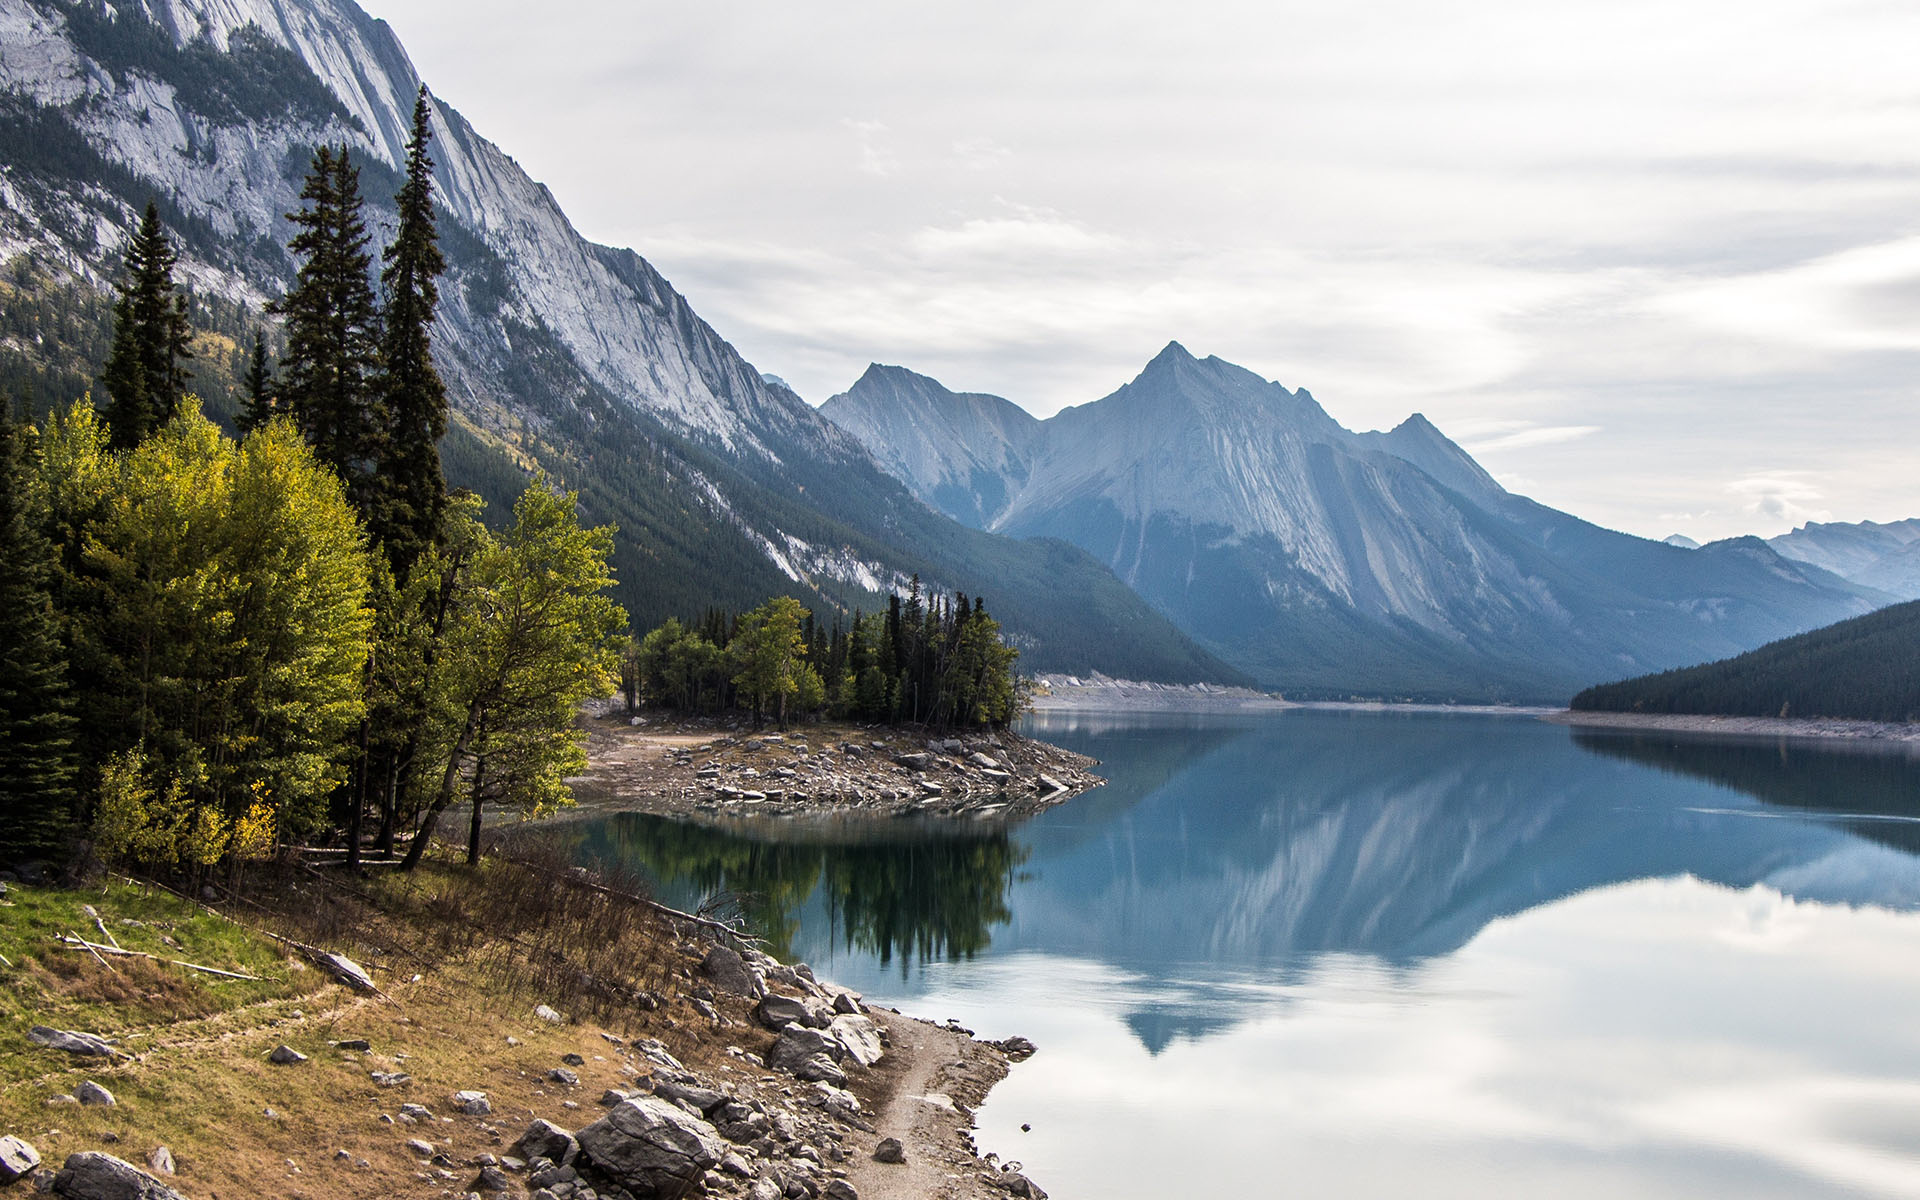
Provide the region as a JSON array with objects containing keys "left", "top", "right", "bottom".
[
  {"left": 75, "top": 1081, "right": 115, "bottom": 1107},
  {"left": 967, "top": 752, "right": 1000, "bottom": 768},
  {"left": 50, "top": 1152, "right": 188, "bottom": 1200},
  {"left": 830, "top": 991, "right": 863, "bottom": 1016},
  {"left": 400, "top": 1102, "right": 435, "bottom": 1120},
  {"left": 509, "top": 1119, "right": 579, "bottom": 1168},
  {"left": 27, "top": 1027, "right": 115, "bottom": 1057},
  {"left": 143, "top": 1148, "right": 171, "bottom": 1177},
  {"left": 548, "top": 1068, "right": 579, "bottom": 1086},
  {"left": 653, "top": 1081, "right": 726, "bottom": 1115},
  {"left": 452, "top": 1090, "right": 491, "bottom": 1115},
  {"left": 472, "top": 1165, "right": 513, "bottom": 1192},
  {"left": 534, "top": 1004, "right": 566, "bottom": 1024},
  {"left": 268, "top": 1044, "right": 307, "bottom": 1065},
  {"left": 572, "top": 1097, "right": 724, "bottom": 1197},
  {"left": 891, "top": 753, "right": 931, "bottom": 770},
  {"left": 824, "top": 1181, "right": 859, "bottom": 1200},
  {"left": 998, "top": 1036, "right": 1038, "bottom": 1061},
  {"left": 748, "top": 1183, "right": 782, "bottom": 1200},
  {"left": 561, "top": 1053, "right": 586, "bottom": 1066},
  {"left": 369, "top": 1071, "right": 411, "bottom": 1088},
  {"left": 334, "top": 1039, "right": 372, "bottom": 1052},
  {"left": 755, "top": 994, "right": 818, "bottom": 1031},
  {"left": 406, "top": 1139, "right": 435, "bottom": 1157},
  {"left": 313, "top": 951, "right": 377, "bottom": 993},
  {"left": 0, "top": 1136, "right": 40, "bottom": 1183},
  {"left": 1003, "top": 1172, "right": 1048, "bottom": 1199},
  {"left": 826, "top": 1015, "right": 884, "bottom": 1069},
  {"left": 871, "top": 1137, "right": 904, "bottom": 1164}
]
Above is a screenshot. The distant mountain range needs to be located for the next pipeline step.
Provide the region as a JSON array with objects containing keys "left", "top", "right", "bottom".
[
  {"left": 824, "top": 348, "right": 1890, "bottom": 701},
  {"left": 0, "top": 0, "right": 1231, "bottom": 684},
  {"left": 1662, "top": 521, "right": 1920, "bottom": 598}
]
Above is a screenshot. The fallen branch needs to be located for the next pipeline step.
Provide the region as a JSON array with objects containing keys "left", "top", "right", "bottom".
[
  {"left": 501, "top": 855, "right": 760, "bottom": 945},
  {"left": 83, "top": 904, "right": 122, "bottom": 950},
  {"left": 0, "top": 951, "right": 12, "bottom": 968},
  {"left": 56, "top": 935, "right": 268, "bottom": 982},
  {"left": 68, "top": 931, "right": 117, "bottom": 975}
]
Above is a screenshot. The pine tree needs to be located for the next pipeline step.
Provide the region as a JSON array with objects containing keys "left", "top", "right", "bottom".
[
  {"left": 100, "top": 202, "right": 193, "bottom": 449},
  {"left": 376, "top": 87, "right": 451, "bottom": 577},
  {"left": 0, "top": 409, "right": 77, "bottom": 857},
  {"left": 237, "top": 331, "right": 275, "bottom": 434},
  {"left": 275, "top": 147, "right": 382, "bottom": 514}
]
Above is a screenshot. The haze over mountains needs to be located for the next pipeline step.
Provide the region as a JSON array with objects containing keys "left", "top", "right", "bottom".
[
  {"left": 825, "top": 350, "right": 1888, "bottom": 700},
  {"left": 0, "top": 0, "right": 1903, "bottom": 702}
]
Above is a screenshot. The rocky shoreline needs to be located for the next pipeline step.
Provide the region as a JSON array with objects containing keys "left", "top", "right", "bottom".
[
  {"left": 569, "top": 712, "right": 1104, "bottom": 824},
  {"left": 1, "top": 914, "right": 1046, "bottom": 1200},
  {"left": 1543, "top": 709, "right": 1920, "bottom": 744}
]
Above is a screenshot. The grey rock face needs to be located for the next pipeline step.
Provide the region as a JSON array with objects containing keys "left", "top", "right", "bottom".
[
  {"left": 50, "top": 1152, "right": 189, "bottom": 1200},
  {"left": 573, "top": 1096, "right": 724, "bottom": 1196},
  {"left": 27, "top": 1027, "right": 115, "bottom": 1057},
  {"left": 0, "top": 1136, "right": 41, "bottom": 1183},
  {"left": 509, "top": 1119, "right": 579, "bottom": 1168}
]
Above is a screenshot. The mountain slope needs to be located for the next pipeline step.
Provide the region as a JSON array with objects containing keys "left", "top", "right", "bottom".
[
  {"left": 0, "top": 0, "right": 1236, "bottom": 682},
  {"left": 824, "top": 346, "right": 1887, "bottom": 701},
  {"left": 1570, "top": 599, "right": 1920, "bottom": 722},
  {"left": 1768, "top": 518, "right": 1920, "bottom": 600}
]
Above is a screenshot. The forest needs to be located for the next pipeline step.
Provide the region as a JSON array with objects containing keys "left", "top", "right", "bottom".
[
  {"left": 1570, "top": 598, "right": 1920, "bottom": 722},
  {"left": 2, "top": 97, "right": 626, "bottom": 878}
]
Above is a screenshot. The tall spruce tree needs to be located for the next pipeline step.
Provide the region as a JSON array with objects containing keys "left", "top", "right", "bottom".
[
  {"left": 237, "top": 331, "right": 275, "bottom": 434},
  {"left": 376, "top": 87, "right": 450, "bottom": 576},
  {"left": 0, "top": 409, "right": 77, "bottom": 856},
  {"left": 100, "top": 201, "right": 193, "bottom": 450},
  {"left": 275, "top": 146, "right": 383, "bottom": 514}
]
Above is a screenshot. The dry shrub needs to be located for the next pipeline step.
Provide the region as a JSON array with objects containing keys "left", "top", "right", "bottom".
[{"left": 30, "top": 953, "right": 218, "bottom": 1020}]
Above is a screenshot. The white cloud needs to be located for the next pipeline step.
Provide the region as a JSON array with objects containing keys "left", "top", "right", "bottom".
[{"left": 1725, "top": 473, "right": 1833, "bottom": 527}]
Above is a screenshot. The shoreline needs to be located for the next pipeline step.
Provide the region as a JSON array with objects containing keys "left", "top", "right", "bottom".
[
  {"left": 562, "top": 709, "right": 1104, "bottom": 827},
  {"left": 1542, "top": 708, "right": 1920, "bottom": 744}
]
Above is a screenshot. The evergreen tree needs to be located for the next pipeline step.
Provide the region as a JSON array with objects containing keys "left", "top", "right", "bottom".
[
  {"left": 0, "top": 410, "right": 77, "bottom": 856},
  {"left": 99, "top": 201, "right": 193, "bottom": 449},
  {"left": 375, "top": 87, "right": 451, "bottom": 577},
  {"left": 236, "top": 331, "right": 275, "bottom": 434},
  {"left": 275, "top": 146, "right": 382, "bottom": 514}
]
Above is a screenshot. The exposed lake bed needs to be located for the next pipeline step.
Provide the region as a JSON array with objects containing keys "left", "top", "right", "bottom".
[{"left": 571, "top": 708, "right": 1920, "bottom": 1199}]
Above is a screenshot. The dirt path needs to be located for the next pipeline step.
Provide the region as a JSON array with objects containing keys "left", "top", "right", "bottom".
[{"left": 846, "top": 1011, "right": 1031, "bottom": 1200}]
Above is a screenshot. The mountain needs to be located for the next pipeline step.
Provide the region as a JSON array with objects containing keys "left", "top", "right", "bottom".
[
  {"left": 1663, "top": 533, "right": 1701, "bottom": 549},
  {"left": 823, "top": 346, "right": 1888, "bottom": 701},
  {"left": 1769, "top": 518, "right": 1920, "bottom": 600},
  {"left": 1570, "top": 599, "right": 1920, "bottom": 722},
  {"left": 0, "top": 0, "right": 1235, "bottom": 683}
]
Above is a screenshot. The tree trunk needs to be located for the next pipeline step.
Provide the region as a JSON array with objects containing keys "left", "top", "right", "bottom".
[
  {"left": 466, "top": 754, "right": 489, "bottom": 866},
  {"left": 345, "top": 715, "right": 368, "bottom": 870},
  {"left": 399, "top": 705, "right": 477, "bottom": 872}
]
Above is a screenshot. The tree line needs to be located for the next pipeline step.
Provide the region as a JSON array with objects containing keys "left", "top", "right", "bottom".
[
  {"left": 1, "top": 90, "right": 627, "bottom": 878},
  {"left": 627, "top": 578, "right": 1023, "bottom": 730}
]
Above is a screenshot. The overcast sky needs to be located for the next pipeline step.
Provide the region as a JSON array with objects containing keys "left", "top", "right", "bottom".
[{"left": 364, "top": 0, "right": 1920, "bottom": 542}]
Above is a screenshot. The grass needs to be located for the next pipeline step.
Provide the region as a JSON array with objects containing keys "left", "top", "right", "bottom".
[{"left": 0, "top": 851, "right": 734, "bottom": 1200}]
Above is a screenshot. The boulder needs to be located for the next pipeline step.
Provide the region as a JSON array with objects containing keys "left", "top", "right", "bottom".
[
  {"left": 573, "top": 1096, "right": 724, "bottom": 1197},
  {"left": 509, "top": 1119, "right": 579, "bottom": 1168},
  {"left": 700, "top": 945, "right": 763, "bottom": 998},
  {"left": 0, "top": 1136, "right": 40, "bottom": 1184},
  {"left": 452, "top": 1090, "right": 491, "bottom": 1115},
  {"left": 50, "top": 1152, "right": 189, "bottom": 1200},
  {"left": 547, "top": 1067, "right": 579, "bottom": 1086},
  {"left": 533, "top": 1004, "right": 566, "bottom": 1024},
  {"left": 826, "top": 1015, "right": 885, "bottom": 1069},
  {"left": 144, "top": 1147, "right": 172, "bottom": 1177},
  {"left": 829, "top": 990, "right": 864, "bottom": 1016},
  {"left": 891, "top": 752, "right": 931, "bottom": 770},
  {"left": 313, "top": 951, "right": 377, "bottom": 994},
  {"left": 75, "top": 1081, "right": 115, "bottom": 1107},
  {"left": 755, "top": 993, "right": 825, "bottom": 1031},
  {"left": 966, "top": 752, "right": 1001, "bottom": 769},
  {"left": 871, "top": 1137, "right": 905, "bottom": 1164},
  {"left": 471, "top": 1164, "right": 513, "bottom": 1192},
  {"left": 27, "top": 1027, "right": 115, "bottom": 1057},
  {"left": 652, "top": 1080, "right": 726, "bottom": 1116},
  {"left": 825, "top": 1180, "right": 859, "bottom": 1200},
  {"left": 267, "top": 1045, "right": 307, "bottom": 1065}
]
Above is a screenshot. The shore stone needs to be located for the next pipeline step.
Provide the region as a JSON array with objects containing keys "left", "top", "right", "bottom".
[
  {"left": 75, "top": 1081, "right": 115, "bottom": 1107},
  {"left": 27, "top": 1027, "right": 115, "bottom": 1057},
  {"left": 268, "top": 1045, "right": 307, "bottom": 1065},
  {"left": 872, "top": 1137, "right": 905, "bottom": 1164},
  {"left": 572, "top": 1096, "right": 724, "bottom": 1197},
  {"left": 51, "top": 1151, "right": 188, "bottom": 1200},
  {"left": 755, "top": 994, "right": 819, "bottom": 1031},
  {"left": 826, "top": 1015, "right": 884, "bottom": 1069},
  {"left": 0, "top": 1136, "right": 40, "bottom": 1183}
]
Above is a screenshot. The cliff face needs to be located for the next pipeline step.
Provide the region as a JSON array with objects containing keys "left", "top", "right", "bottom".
[{"left": 0, "top": 0, "right": 1235, "bottom": 682}]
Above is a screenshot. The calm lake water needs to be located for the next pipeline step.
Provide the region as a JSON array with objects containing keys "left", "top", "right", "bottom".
[{"left": 565, "top": 709, "right": 1920, "bottom": 1198}]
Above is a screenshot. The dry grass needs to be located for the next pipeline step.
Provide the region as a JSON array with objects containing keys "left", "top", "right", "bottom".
[{"left": 0, "top": 850, "right": 741, "bottom": 1200}]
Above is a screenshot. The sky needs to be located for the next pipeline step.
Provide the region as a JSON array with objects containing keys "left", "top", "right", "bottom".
[{"left": 362, "top": 0, "right": 1920, "bottom": 542}]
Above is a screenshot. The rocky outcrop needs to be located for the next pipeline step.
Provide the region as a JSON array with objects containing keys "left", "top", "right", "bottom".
[{"left": 27, "top": 1027, "right": 117, "bottom": 1057}]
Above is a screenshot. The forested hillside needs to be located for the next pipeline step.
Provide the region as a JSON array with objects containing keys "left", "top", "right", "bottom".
[{"left": 1570, "top": 600, "right": 1920, "bottom": 722}]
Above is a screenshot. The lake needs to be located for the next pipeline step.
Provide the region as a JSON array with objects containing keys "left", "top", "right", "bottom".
[{"left": 565, "top": 709, "right": 1920, "bottom": 1198}]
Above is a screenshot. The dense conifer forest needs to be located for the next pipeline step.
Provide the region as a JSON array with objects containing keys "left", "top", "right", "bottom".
[{"left": 1571, "top": 599, "right": 1920, "bottom": 722}]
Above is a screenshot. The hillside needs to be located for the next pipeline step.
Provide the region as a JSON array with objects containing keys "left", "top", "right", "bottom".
[
  {"left": 1570, "top": 600, "right": 1920, "bottom": 722},
  {"left": 0, "top": 0, "right": 1235, "bottom": 683}
]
